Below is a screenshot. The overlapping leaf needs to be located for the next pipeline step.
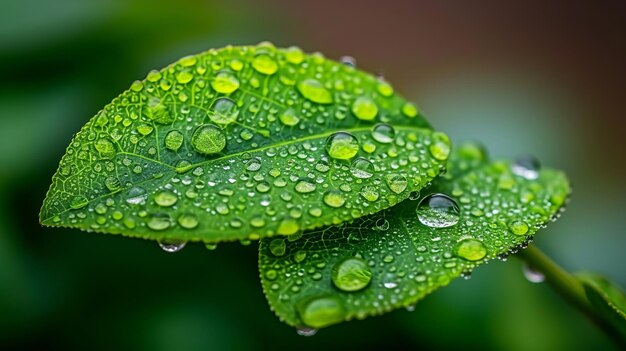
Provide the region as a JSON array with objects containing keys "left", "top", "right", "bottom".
[
  {"left": 259, "top": 143, "right": 570, "bottom": 329},
  {"left": 40, "top": 43, "right": 449, "bottom": 243}
]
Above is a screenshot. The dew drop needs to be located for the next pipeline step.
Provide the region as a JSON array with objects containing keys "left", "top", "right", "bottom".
[
  {"left": 277, "top": 218, "right": 300, "bottom": 235},
  {"left": 279, "top": 108, "right": 300, "bottom": 126},
  {"left": 252, "top": 54, "right": 278, "bottom": 75},
  {"left": 191, "top": 124, "right": 226, "bottom": 155},
  {"left": 137, "top": 124, "right": 154, "bottom": 136},
  {"left": 164, "top": 130, "right": 184, "bottom": 151},
  {"left": 147, "top": 214, "right": 172, "bottom": 231},
  {"left": 371, "top": 123, "right": 395, "bottom": 144},
  {"left": 508, "top": 220, "right": 529, "bottom": 235},
  {"left": 296, "top": 327, "right": 318, "bottom": 337},
  {"left": 126, "top": 186, "right": 148, "bottom": 205},
  {"left": 428, "top": 132, "right": 451, "bottom": 161},
  {"left": 351, "top": 97, "right": 378, "bottom": 121},
  {"left": 176, "top": 70, "right": 193, "bottom": 84},
  {"left": 211, "top": 71, "right": 240, "bottom": 94},
  {"left": 331, "top": 257, "right": 372, "bottom": 292},
  {"left": 209, "top": 97, "right": 239, "bottom": 125},
  {"left": 523, "top": 263, "right": 545, "bottom": 283},
  {"left": 416, "top": 194, "right": 460, "bottom": 228},
  {"left": 402, "top": 103, "right": 418, "bottom": 118},
  {"left": 350, "top": 157, "right": 374, "bottom": 179},
  {"left": 323, "top": 190, "right": 346, "bottom": 208},
  {"left": 269, "top": 238, "right": 287, "bottom": 257},
  {"left": 285, "top": 46, "right": 304, "bottom": 64},
  {"left": 295, "top": 179, "right": 317, "bottom": 193},
  {"left": 385, "top": 174, "right": 407, "bottom": 194},
  {"left": 340, "top": 56, "right": 356, "bottom": 67},
  {"left": 454, "top": 238, "right": 487, "bottom": 261},
  {"left": 158, "top": 239, "right": 186, "bottom": 252},
  {"left": 511, "top": 155, "right": 541, "bottom": 180},
  {"left": 178, "top": 213, "right": 199, "bottom": 229},
  {"left": 70, "top": 196, "right": 88, "bottom": 209},
  {"left": 95, "top": 138, "right": 116, "bottom": 158},
  {"left": 205, "top": 243, "right": 218, "bottom": 250},
  {"left": 325, "top": 132, "right": 359, "bottom": 160},
  {"left": 297, "top": 79, "right": 333, "bottom": 104},
  {"left": 360, "top": 186, "right": 379, "bottom": 202},
  {"left": 298, "top": 296, "right": 346, "bottom": 329},
  {"left": 154, "top": 190, "right": 178, "bottom": 207}
]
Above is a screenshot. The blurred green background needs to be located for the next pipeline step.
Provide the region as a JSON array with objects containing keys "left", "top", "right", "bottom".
[{"left": 1, "top": 0, "right": 624, "bottom": 350}]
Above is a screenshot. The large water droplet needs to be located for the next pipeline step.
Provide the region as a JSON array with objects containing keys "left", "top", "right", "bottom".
[
  {"left": 508, "top": 220, "right": 529, "bottom": 235},
  {"left": 209, "top": 97, "right": 239, "bottom": 124},
  {"left": 523, "top": 263, "right": 545, "bottom": 283},
  {"left": 279, "top": 108, "right": 300, "bottom": 126},
  {"left": 511, "top": 155, "right": 541, "bottom": 180},
  {"left": 371, "top": 123, "right": 395, "bottom": 144},
  {"left": 298, "top": 296, "right": 346, "bottom": 329},
  {"left": 191, "top": 124, "right": 226, "bottom": 155},
  {"left": 360, "top": 186, "right": 379, "bottom": 202},
  {"left": 385, "top": 174, "right": 407, "bottom": 194},
  {"left": 269, "top": 238, "right": 286, "bottom": 256},
  {"left": 351, "top": 97, "right": 378, "bottom": 121},
  {"left": 297, "top": 79, "right": 333, "bottom": 104},
  {"left": 325, "top": 132, "right": 359, "bottom": 160},
  {"left": 252, "top": 54, "right": 278, "bottom": 75},
  {"left": 277, "top": 218, "right": 300, "bottom": 235},
  {"left": 158, "top": 239, "right": 186, "bottom": 252},
  {"left": 331, "top": 257, "right": 372, "bottom": 292},
  {"left": 126, "top": 186, "right": 148, "bottom": 205},
  {"left": 428, "top": 132, "right": 451, "bottom": 161},
  {"left": 211, "top": 71, "right": 240, "bottom": 94},
  {"left": 176, "top": 70, "right": 193, "bottom": 84},
  {"left": 70, "top": 196, "right": 88, "bottom": 209},
  {"left": 295, "top": 178, "right": 317, "bottom": 193},
  {"left": 154, "top": 190, "right": 178, "bottom": 207},
  {"left": 95, "top": 138, "right": 116, "bottom": 158},
  {"left": 147, "top": 213, "right": 172, "bottom": 231},
  {"left": 454, "top": 238, "right": 487, "bottom": 261},
  {"left": 350, "top": 158, "right": 374, "bottom": 179},
  {"left": 178, "top": 213, "right": 199, "bottom": 229},
  {"left": 164, "top": 130, "right": 184, "bottom": 151},
  {"left": 323, "top": 190, "right": 346, "bottom": 208},
  {"left": 416, "top": 194, "right": 460, "bottom": 228}
]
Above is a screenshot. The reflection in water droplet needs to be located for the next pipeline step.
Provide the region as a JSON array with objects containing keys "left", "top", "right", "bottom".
[
  {"left": 428, "top": 132, "right": 451, "bottom": 161},
  {"left": 178, "top": 213, "right": 199, "bottom": 229},
  {"left": 454, "top": 238, "right": 487, "bottom": 261},
  {"left": 323, "top": 190, "right": 346, "bottom": 208},
  {"left": 298, "top": 296, "right": 346, "bottom": 329},
  {"left": 523, "top": 263, "right": 545, "bottom": 283},
  {"left": 351, "top": 97, "right": 378, "bottom": 121},
  {"left": 191, "top": 124, "right": 226, "bottom": 155},
  {"left": 325, "top": 132, "right": 359, "bottom": 160},
  {"left": 279, "top": 108, "right": 300, "bottom": 126},
  {"left": 210, "top": 97, "right": 239, "bottom": 124},
  {"left": 331, "top": 257, "right": 372, "bottom": 292},
  {"left": 360, "top": 186, "right": 379, "bottom": 202},
  {"left": 164, "top": 130, "right": 184, "bottom": 151},
  {"left": 508, "top": 220, "right": 529, "bottom": 235},
  {"left": 296, "top": 327, "right": 318, "bottom": 337},
  {"left": 269, "top": 238, "right": 287, "bottom": 256},
  {"left": 211, "top": 71, "right": 240, "bottom": 94},
  {"left": 252, "top": 54, "right": 278, "bottom": 75},
  {"left": 385, "top": 174, "right": 407, "bottom": 194},
  {"left": 297, "top": 79, "right": 333, "bottom": 104},
  {"left": 147, "top": 213, "right": 172, "bottom": 231},
  {"left": 126, "top": 186, "right": 148, "bottom": 205},
  {"left": 295, "top": 179, "right": 317, "bottom": 193},
  {"left": 511, "top": 155, "right": 541, "bottom": 180},
  {"left": 350, "top": 158, "right": 374, "bottom": 179},
  {"left": 371, "top": 123, "right": 395, "bottom": 144},
  {"left": 416, "top": 194, "right": 460, "bottom": 228},
  {"left": 158, "top": 239, "right": 187, "bottom": 253},
  {"left": 154, "top": 190, "right": 178, "bottom": 207},
  {"left": 340, "top": 56, "right": 356, "bottom": 67}
]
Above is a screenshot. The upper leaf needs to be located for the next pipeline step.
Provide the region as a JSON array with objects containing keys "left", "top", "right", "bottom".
[
  {"left": 40, "top": 43, "right": 449, "bottom": 243},
  {"left": 258, "top": 144, "right": 570, "bottom": 329}
]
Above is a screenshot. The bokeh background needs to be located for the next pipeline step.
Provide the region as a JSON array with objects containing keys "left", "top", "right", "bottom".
[{"left": 1, "top": 0, "right": 624, "bottom": 350}]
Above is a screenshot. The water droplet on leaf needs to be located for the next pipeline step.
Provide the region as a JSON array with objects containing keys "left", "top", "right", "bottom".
[
  {"left": 416, "top": 194, "right": 460, "bottom": 228},
  {"left": 331, "top": 257, "right": 372, "bottom": 292}
]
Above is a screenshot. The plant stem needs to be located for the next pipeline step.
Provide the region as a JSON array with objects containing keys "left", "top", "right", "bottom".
[{"left": 516, "top": 245, "right": 623, "bottom": 346}]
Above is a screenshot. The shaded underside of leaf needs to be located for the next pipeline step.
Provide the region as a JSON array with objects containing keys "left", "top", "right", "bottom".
[
  {"left": 259, "top": 146, "right": 570, "bottom": 329},
  {"left": 40, "top": 43, "right": 448, "bottom": 243}
]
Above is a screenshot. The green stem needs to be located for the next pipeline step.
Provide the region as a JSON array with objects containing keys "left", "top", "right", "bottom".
[{"left": 516, "top": 245, "right": 623, "bottom": 346}]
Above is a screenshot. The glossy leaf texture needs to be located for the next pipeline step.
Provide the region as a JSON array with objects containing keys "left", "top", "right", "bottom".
[
  {"left": 40, "top": 43, "right": 449, "bottom": 243},
  {"left": 259, "top": 143, "right": 570, "bottom": 329}
]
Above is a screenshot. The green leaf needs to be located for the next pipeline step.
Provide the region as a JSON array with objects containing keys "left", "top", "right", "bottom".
[
  {"left": 40, "top": 43, "right": 449, "bottom": 243},
  {"left": 577, "top": 273, "right": 626, "bottom": 339},
  {"left": 259, "top": 144, "right": 570, "bottom": 329}
]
